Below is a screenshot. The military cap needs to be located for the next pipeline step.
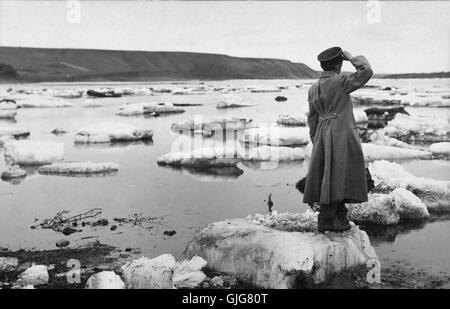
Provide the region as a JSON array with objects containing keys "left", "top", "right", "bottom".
[{"left": 317, "top": 47, "right": 344, "bottom": 62}]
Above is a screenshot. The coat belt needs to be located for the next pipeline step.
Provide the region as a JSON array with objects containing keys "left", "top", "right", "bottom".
[{"left": 318, "top": 112, "right": 338, "bottom": 122}]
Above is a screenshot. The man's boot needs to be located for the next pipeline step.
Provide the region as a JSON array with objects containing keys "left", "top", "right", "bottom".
[
  {"left": 318, "top": 203, "right": 337, "bottom": 233},
  {"left": 335, "top": 201, "right": 351, "bottom": 232}
]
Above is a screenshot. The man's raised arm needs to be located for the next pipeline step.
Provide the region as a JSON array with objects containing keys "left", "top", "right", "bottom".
[{"left": 340, "top": 51, "right": 373, "bottom": 94}]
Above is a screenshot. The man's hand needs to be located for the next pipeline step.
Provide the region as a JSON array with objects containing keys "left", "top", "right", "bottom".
[{"left": 342, "top": 50, "right": 353, "bottom": 61}]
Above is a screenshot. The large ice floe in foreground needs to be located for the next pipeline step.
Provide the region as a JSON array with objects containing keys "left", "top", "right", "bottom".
[
  {"left": 121, "top": 254, "right": 207, "bottom": 289},
  {"left": 369, "top": 160, "right": 450, "bottom": 213},
  {"left": 157, "top": 146, "right": 307, "bottom": 167},
  {"left": 37, "top": 162, "right": 119, "bottom": 176},
  {"left": 240, "top": 126, "right": 310, "bottom": 146},
  {"left": 184, "top": 212, "right": 378, "bottom": 288},
  {"left": 3, "top": 140, "right": 64, "bottom": 165},
  {"left": 74, "top": 122, "right": 153, "bottom": 144},
  {"left": 382, "top": 114, "right": 450, "bottom": 143}
]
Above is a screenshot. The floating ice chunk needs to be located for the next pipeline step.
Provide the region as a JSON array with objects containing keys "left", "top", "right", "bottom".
[
  {"left": 171, "top": 118, "right": 254, "bottom": 133},
  {"left": 121, "top": 254, "right": 176, "bottom": 289},
  {"left": 1, "top": 165, "right": 27, "bottom": 181},
  {"left": 38, "top": 162, "right": 119, "bottom": 176},
  {"left": 172, "top": 256, "right": 207, "bottom": 289},
  {"left": 0, "top": 110, "right": 17, "bottom": 119},
  {"left": 429, "top": 142, "right": 450, "bottom": 157},
  {"left": 16, "top": 265, "right": 49, "bottom": 286},
  {"left": 143, "top": 104, "right": 185, "bottom": 114},
  {"left": 370, "top": 160, "right": 450, "bottom": 212},
  {"left": 391, "top": 188, "right": 429, "bottom": 220},
  {"left": 157, "top": 145, "right": 307, "bottom": 168},
  {"left": 247, "top": 146, "right": 307, "bottom": 162},
  {"left": 157, "top": 146, "right": 241, "bottom": 167},
  {"left": 353, "top": 110, "right": 368, "bottom": 123},
  {"left": 362, "top": 143, "right": 431, "bottom": 161},
  {"left": 240, "top": 126, "right": 310, "bottom": 146},
  {"left": 17, "top": 98, "right": 72, "bottom": 108},
  {"left": 369, "top": 131, "right": 416, "bottom": 149},
  {"left": 0, "top": 101, "right": 18, "bottom": 110},
  {"left": 276, "top": 114, "right": 307, "bottom": 126},
  {"left": 116, "top": 102, "right": 156, "bottom": 116},
  {"left": 185, "top": 217, "right": 377, "bottom": 287},
  {"left": 216, "top": 95, "right": 255, "bottom": 109},
  {"left": 52, "top": 90, "right": 83, "bottom": 99},
  {"left": 0, "top": 126, "right": 30, "bottom": 138},
  {"left": 0, "top": 257, "right": 19, "bottom": 272},
  {"left": 383, "top": 114, "right": 450, "bottom": 142},
  {"left": 4, "top": 140, "right": 64, "bottom": 165},
  {"left": 74, "top": 122, "right": 153, "bottom": 144},
  {"left": 86, "top": 271, "right": 126, "bottom": 289},
  {"left": 248, "top": 86, "right": 281, "bottom": 93},
  {"left": 347, "top": 194, "right": 399, "bottom": 225}
]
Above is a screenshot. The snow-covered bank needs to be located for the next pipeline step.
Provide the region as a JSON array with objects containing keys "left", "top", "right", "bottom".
[
  {"left": 184, "top": 216, "right": 378, "bottom": 288},
  {"left": 74, "top": 123, "right": 153, "bottom": 144}
]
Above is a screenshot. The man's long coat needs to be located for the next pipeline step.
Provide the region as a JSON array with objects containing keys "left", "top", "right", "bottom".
[{"left": 303, "top": 56, "right": 373, "bottom": 205}]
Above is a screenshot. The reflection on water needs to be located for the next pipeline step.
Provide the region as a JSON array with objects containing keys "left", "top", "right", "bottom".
[{"left": 160, "top": 165, "right": 244, "bottom": 182}]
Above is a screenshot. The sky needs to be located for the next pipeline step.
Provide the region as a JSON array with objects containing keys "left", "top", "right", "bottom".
[{"left": 0, "top": 0, "right": 449, "bottom": 74}]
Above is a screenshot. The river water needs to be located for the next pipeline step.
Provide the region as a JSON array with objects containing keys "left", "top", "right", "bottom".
[{"left": 0, "top": 78, "right": 449, "bottom": 279}]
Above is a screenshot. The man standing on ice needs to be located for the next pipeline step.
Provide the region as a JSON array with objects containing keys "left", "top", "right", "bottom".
[{"left": 303, "top": 47, "right": 373, "bottom": 232}]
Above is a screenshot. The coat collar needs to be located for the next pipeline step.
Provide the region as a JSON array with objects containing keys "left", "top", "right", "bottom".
[{"left": 320, "top": 70, "right": 337, "bottom": 79}]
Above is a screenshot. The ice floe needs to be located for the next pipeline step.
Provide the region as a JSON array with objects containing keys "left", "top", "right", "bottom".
[
  {"left": 86, "top": 271, "right": 126, "bottom": 289},
  {"left": 382, "top": 114, "right": 450, "bottom": 143},
  {"left": 37, "top": 162, "right": 119, "bottom": 176},
  {"left": 276, "top": 114, "right": 307, "bottom": 127},
  {"left": 429, "top": 142, "right": 450, "bottom": 157},
  {"left": 240, "top": 126, "right": 310, "bottom": 146},
  {"left": 17, "top": 98, "right": 73, "bottom": 108},
  {"left": 185, "top": 216, "right": 377, "bottom": 287},
  {"left": 3, "top": 140, "right": 64, "bottom": 165},
  {"left": 216, "top": 95, "right": 255, "bottom": 109},
  {"left": 74, "top": 122, "right": 153, "bottom": 144},
  {"left": 171, "top": 118, "right": 255, "bottom": 134},
  {"left": 121, "top": 254, "right": 207, "bottom": 289},
  {"left": 370, "top": 160, "right": 450, "bottom": 212}
]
